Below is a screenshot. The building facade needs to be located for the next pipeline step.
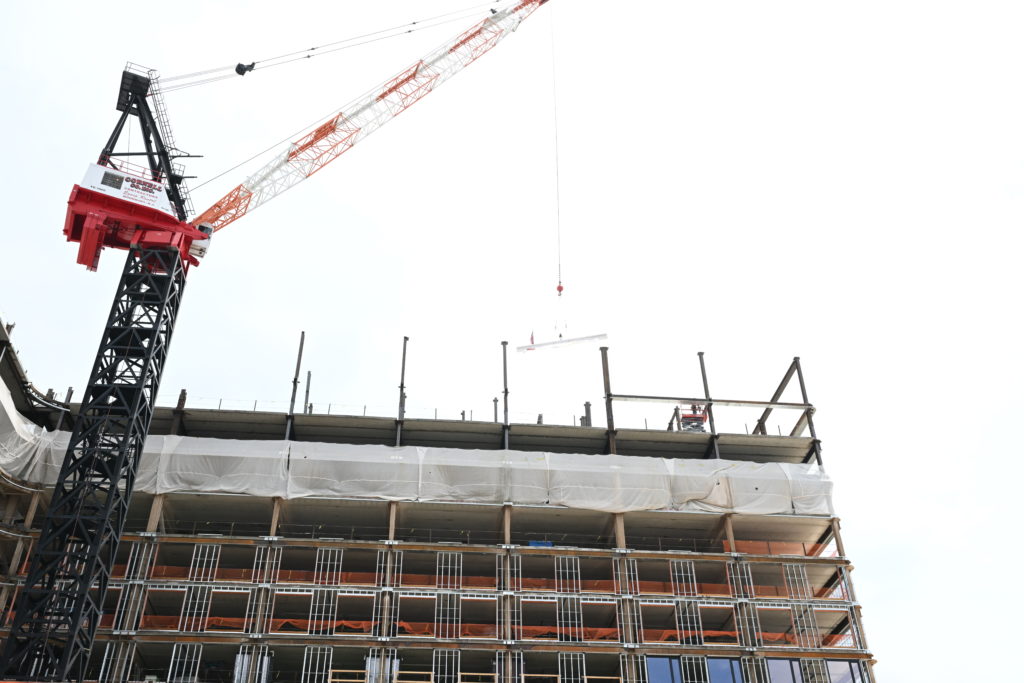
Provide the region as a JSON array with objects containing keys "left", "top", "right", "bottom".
[{"left": 0, "top": 330, "right": 874, "bottom": 683}]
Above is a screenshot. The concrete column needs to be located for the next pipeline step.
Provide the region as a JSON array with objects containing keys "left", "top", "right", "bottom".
[
  {"left": 502, "top": 505, "right": 512, "bottom": 546},
  {"left": 23, "top": 492, "right": 40, "bottom": 529},
  {"left": 387, "top": 502, "right": 399, "bottom": 542},
  {"left": 146, "top": 494, "right": 166, "bottom": 533},
  {"left": 724, "top": 513, "right": 737, "bottom": 553},
  {"left": 613, "top": 513, "right": 627, "bottom": 550},
  {"left": 830, "top": 517, "right": 847, "bottom": 557},
  {"left": 269, "top": 497, "right": 283, "bottom": 536}
]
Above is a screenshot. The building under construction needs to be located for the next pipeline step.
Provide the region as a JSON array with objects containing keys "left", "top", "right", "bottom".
[{"left": 0, "top": 321, "right": 875, "bottom": 683}]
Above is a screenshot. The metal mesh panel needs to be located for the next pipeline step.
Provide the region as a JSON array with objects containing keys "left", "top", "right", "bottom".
[
  {"left": 727, "top": 562, "right": 754, "bottom": 599},
  {"left": 670, "top": 560, "right": 697, "bottom": 597},
  {"left": 783, "top": 564, "right": 812, "bottom": 600},
  {"left": 614, "top": 558, "right": 639, "bottom": 595},
  {"left": 507, "top": 595, "right": 523, "bottom": 640},
  {"left": 179, "top": 585, "right": 212, "bottom": 632},
  {"left": 244, "top": 587, "right": 275, "bottom": 635},
  {"left": 557, "top": 596, "right": 583, "bottom": 641},
  {"left": 799, "top": 659, "right": 828, "bottom": 683},
  {"left": 558, "top": 653, "right": 586, "bottom": 683},
  {"left": 366, "top": 648, "right": 398, "bottom": 683},
  {"left": 252, "top": 545, "right": 281, "bottom": 584},
  {"left": 189, "top": 544, "right": 220, "bottom": 582},
  {"left": 437, "top": 552, "right": 463, "bottom": 590},
  {"left": 124, "top": 541, "right": 155, "bottom": 580},
  {"left": 496, "top": 651, "right": 524, "bottom": 683},
  {"left": 98, "top": 641, "right": 136, "bottom": 683},
  {"left": 555, "top": 556, "right": 581, "bottom": 593},
  {"left": 675, "top": 599, "right": 703, "bottom": 645},
  {"left": 792, "top": 603, "right": 819, "bottom": 648},
  {"left": 616, "top": 598, "right": 640, "bottom": 643},
  {"left": 619, "top": 654, "right": 646, "bottom": 683},
  {"left": 314, "top": 548, "right": 344, "bottom": 585},
  {"left": 435, "top": 592, "right": 461, "bottom": 639},
  {"left": 736, "top": 602, "right": 762, "bottom": 648},
  {"left": 741, "top": 658, "right": 769, "bottom": 683},
  {"left": 301, "top": 646, "right": 333, "bottom": 683},
  {"left": 309, "top": 588, "right": 339, "bottom": 635},
  {"left": 432, "top": 649, "right": 461, "bottom": 683},
  {"left": 679, "top": 656, "right": 708, "bottom": 683},
  {"left": 167, "top": 643, "right": 203, "bottom": 683},
  {"left": 372, "top": 592, "right": 398, "bottom": 638},
  {"left": 235, "top": 644, "right": 272, "bottom": 683}
]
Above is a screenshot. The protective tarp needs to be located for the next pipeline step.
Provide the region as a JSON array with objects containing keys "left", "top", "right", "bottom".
[{"left": 0, "top": 379, "right": 833, "bottom": 515}]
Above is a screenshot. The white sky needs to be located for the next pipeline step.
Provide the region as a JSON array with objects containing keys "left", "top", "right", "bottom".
[{"left": 2, "top": 1, "right": 1023, "bottom": 679}]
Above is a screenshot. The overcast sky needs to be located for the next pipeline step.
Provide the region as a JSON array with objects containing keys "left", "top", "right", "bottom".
[{"left": 2, "top": 1, "right": 1023, "bottom": 679}]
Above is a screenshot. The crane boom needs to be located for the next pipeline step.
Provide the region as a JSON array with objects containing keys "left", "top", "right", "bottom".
[{"left": 196, "top": 0, "right": 548, "bottom": 232}]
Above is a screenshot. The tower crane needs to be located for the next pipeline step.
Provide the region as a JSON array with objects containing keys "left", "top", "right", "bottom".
[{"left": 0, "top": 2, "right": 550, "bottom": 681}]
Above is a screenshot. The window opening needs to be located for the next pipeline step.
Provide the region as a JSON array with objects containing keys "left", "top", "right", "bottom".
[
  {"left": 646, "top": 656, "right": 682, "bottom": 683},
  {"left": 825, "top": 660, "right": 865, "bottom": 683},
  {"left": 764, "top": 659, "right": 802, "bottom": 683},
  {"left": 706, "top": 659, "right": 742, "bottom": 683},
  {"left": 302, "top": 646, "right": 333, "bottom": 683}
]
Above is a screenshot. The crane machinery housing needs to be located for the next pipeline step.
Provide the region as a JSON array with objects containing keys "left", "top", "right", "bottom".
[{"left": 0, "top": 2, "right": 551, "bottom": 681}]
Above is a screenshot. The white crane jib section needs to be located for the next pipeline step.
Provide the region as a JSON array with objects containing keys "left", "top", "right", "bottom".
[{"left": 196, "top": 0, "right": 548, "bottom": 232}]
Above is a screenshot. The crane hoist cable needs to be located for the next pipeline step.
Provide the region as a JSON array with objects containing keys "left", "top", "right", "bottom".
[{"left": 159, "top": 1, "right": 506, "bottom": 94}]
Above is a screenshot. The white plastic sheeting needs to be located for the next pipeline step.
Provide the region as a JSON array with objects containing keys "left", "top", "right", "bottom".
[{"left": 0, "top": 380, "right": 832, "bottom": 515}]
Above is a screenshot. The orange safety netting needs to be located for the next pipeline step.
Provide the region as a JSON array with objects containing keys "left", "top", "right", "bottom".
[{"left": 722, "top": 540, "right": 828, "bottom": 556}]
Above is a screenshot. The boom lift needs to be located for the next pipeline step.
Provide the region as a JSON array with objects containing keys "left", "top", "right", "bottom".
[{"left": 0, "top": 2, "right": 550, "bottom": 681}]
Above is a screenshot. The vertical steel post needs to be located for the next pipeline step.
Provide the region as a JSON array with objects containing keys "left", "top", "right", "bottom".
[
  {"left": 698, "top": 352, "right": 720, "bottom": 459},
  {"left": 501, "top": 341, "right": 510, "bottom": 449},
  {"left": 493, "top": 397, "right": 499, "bottom": 423},
  {"left": 583, "top": 401, "right": 592, "bottom": 427},
  {"left": 304, "top": 371, "right": 312, "bottom": 414},
  {"left": 396, "top": 337, "right": 409, "bottom": 447},
  {"left": 600, "top": 347, "right": 616, "bottom": 454},
  {"left": 793, "top": 357, "right": 824, "bottom": 467},
  {"left": 284, "top": 332, "right": 305, "bottom": 441}
]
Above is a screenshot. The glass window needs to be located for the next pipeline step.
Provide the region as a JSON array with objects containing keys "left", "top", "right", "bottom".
[
  {"left": 647, "top": 657, "right": 683, "bottom": 683},
  {"left": 707, "top": 659, "right": 743, "bottom": 683},
  {"left": 767, "top": 660, "right": 803, "bottom": 683},
  {"left": 826, "top": 661, "right": 861, "bottom": 683}
]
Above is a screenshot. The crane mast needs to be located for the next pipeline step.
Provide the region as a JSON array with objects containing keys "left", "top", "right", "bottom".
[{"left": 0, "top": 2, "right": 550, "bottom": 681}]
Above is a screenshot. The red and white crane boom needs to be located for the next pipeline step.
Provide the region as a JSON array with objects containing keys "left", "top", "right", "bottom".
[{"left": 197, "top": 0, "right": 548, "bottom": 232}]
